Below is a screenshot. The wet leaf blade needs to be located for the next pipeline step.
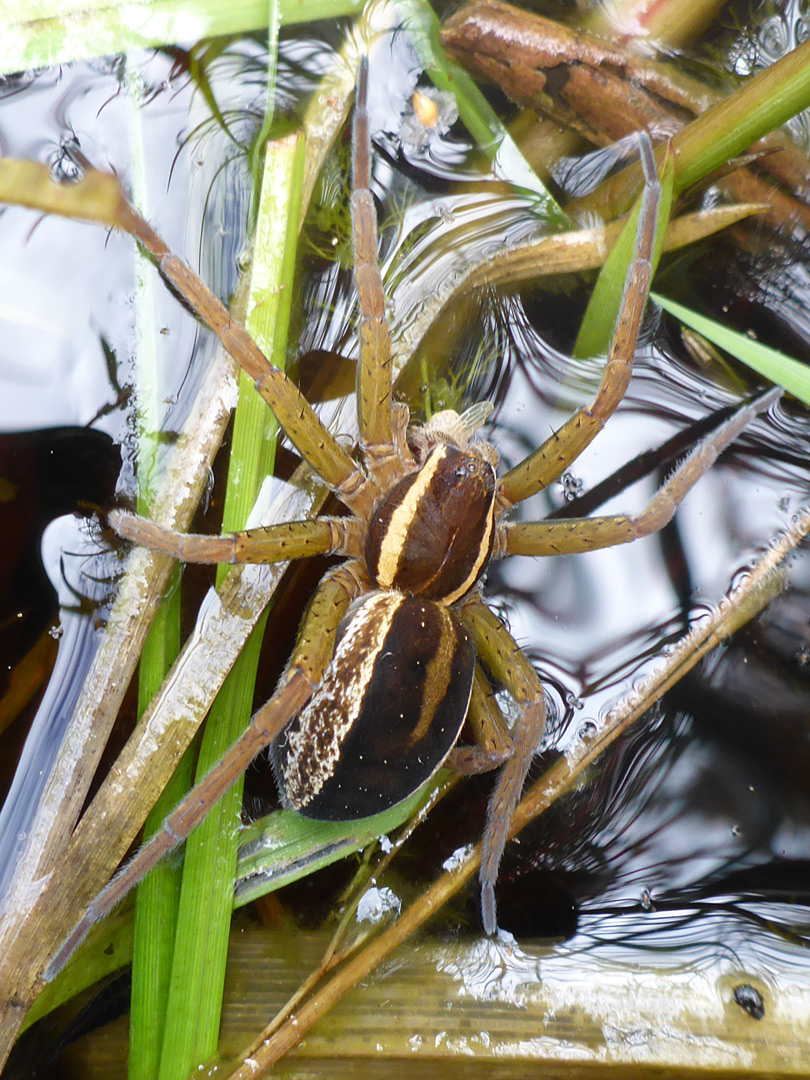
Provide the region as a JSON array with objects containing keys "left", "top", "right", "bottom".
[
  {"left": 0, "top": 0, "right": 367, "bottom": 75},
  {"left": 0, "top": 161, "right": 128, "bottom": 226},
  {"left": 653, "top": 292, "right": 810, "bottom": 404},
  {"left": 234, "top": 781, "right": 442, "bottom": 907}
]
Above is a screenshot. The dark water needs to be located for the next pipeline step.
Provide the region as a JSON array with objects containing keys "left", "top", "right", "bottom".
[{"left": 2, "top": 3, "right": 810, "bottom": 1071}]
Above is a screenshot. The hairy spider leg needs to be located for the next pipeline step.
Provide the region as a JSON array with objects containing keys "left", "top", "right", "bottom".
[
  {"left": 353, "top": 55, "right": 395, "bottom": 461},
  {"left": 459, "top": 598, "right": 548, "bottom": 936},
  {"left": 46, "top": 561, "right": 367, "bottom": 980},
  {"left": 502, "top": 385, "right": 782, "bottom": 557},
  {"left": 108, "top": 508, "right": 366, "bottom": 564},
  {"left": 498, "top": 133, "right": 661, "bottom": 508},
  {"left": 117, "top": 173, "right": 375, "bottom": 515}
]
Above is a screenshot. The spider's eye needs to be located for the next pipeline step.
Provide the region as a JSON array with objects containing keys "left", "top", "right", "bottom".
[{"left": 455, "top": 455, "right": 480, "bottom": 479}]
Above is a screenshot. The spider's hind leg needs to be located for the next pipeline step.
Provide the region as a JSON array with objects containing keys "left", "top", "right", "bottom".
[
  {"left": 458, "top": 598, "right": 548, "bottom": 936},
  {"left": 446, "top": 663, "right": 514, "bottom": 774},
  {"left": 47, "top": 561, "right": 366, "bottom": 979}
]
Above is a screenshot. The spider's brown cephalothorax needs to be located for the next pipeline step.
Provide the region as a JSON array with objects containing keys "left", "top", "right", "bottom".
[
  {"left": 272, "top": 591, "right": 475, "bottom": 819},
  {"left": 366, "top": 438, "right": 497, "bottom": 602}
]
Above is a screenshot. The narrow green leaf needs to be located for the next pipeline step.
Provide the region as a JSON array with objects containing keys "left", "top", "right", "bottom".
[
  {"left": 0, "top": 0, "right": 367, "bottom": 75},
  {"left": 672, "top": 37, "right": 810, "bottom": 196},
  {"left": 234, "top": 777, "right": 450, "bottom": 907},
  {"left": 128, "top": 587, "right": 188, "bottom": 1080},
  {"left": 128, "top": 53, "right": 187, "bottom": 1079},
  {"left": 152, "top": 128, "right": 306, "bottom": 1080},
  {"left": 653, "top": 292, "right": 810, "bottom": 404},
  {"left": 248, "top": 0, "right": 281, "bottom": 224}
]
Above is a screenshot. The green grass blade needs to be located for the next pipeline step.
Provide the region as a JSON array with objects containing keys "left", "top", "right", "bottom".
[
  {"left": 128, "top": 587, "right": 188, "bottom": 1080},
  {"left": 154, "top": 130, "right": 305, "bottom": 1079},
  {"left": 672, "top": 37, "right": 810, "bottom": 196},
  {"left": 126, "top": 53, "right": 187, "bottom": 1080},
  {"left": 653, "top": 292, "right": 810, "bottom": 404},
  {"left": 0, "top": 0, "right": 367, "bottom": 75},
  {"left": 248, "top": 0, "right": 280, "bottom": 224},
  {"left": 575, "top": 149, "right": 673, "bottom": 359}
]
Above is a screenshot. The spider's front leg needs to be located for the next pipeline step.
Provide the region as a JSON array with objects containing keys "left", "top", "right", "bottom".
[
  {"left": 459, "top": 597, "right": 548, "bottom": 936},
  {"left": 46, "top": 561, "right": 366, "bottom": 979},
  {"left": 498, "top": 133, "right": 661, "bottom": 509},
  {"left": 108, "top": 508, "right": 366, "bottom": 564},
  {"left": 351, "top": 56, "right": 413, "bottom": 494},
  {"left": 353, "top": 56, "right": 392, "bottom": 457},
  {"left": 500, "top": 385, "right": 782, "bottom": 558}
]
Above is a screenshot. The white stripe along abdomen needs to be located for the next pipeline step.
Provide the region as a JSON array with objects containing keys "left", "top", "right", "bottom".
[{"left": 272, "top": 591, "right": 475, "bottom": 819}]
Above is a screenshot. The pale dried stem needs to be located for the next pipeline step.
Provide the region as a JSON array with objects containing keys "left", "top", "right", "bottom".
[
  {"left": 0, "top": 340, "right": 240, "bottom": 1059},
  {"left": 394, "top": 202, "right": 766, "bottom": 372}
]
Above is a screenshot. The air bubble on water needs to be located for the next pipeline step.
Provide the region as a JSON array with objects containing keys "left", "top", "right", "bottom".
[
  {"left": 559, "top": 472, "right": 584, "bottom": 502},
  {"left": 577, "top": 720, "right": 598, "bottom": 744},
  {"left": 356, "top": 885, "right": 401, "bottom": 924}
]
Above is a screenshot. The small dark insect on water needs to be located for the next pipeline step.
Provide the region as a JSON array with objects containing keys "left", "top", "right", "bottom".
[{"left": 47, "top": 54, "right": 780, "bottom": 977}]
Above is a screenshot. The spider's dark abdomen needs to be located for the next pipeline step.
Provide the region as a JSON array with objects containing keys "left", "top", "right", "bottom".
[
  {"left": 366, "top": 444, "right": 496, "bottom": 604},
  {"left": 272, "top": 591, "right": 474, "bottom": 820}
]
